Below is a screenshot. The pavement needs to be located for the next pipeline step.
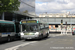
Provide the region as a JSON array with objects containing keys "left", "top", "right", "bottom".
[
  {"left": 0, "top": 33, "right": 74, "bottom": 50},
  {"left": 17, "top": 34, "right": 75, "bottom": 50}
]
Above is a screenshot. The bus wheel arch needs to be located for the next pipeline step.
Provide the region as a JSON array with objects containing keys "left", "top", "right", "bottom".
[
  {"left": 40, "top": 34, "right": 43, "bottom": 39},
  {"left": 45, "top": 33, "right": 49, "bottom": 38},
  {"left": 7, "top": 35, "right": 11, "bottom": 42}
]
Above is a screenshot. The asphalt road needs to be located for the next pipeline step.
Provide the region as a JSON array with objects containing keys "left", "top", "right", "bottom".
[
  {"left": 0, "top": 33, "right": 75, "bottom": 50},
  {"left": 17, "top": 34, "right": 75, "bottom": 50}
]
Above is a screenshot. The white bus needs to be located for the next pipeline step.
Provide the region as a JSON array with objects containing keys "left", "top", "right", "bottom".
[
  {"left": 19, "top": 20, "right": 49, "bottom": 40},
  {"left": 0, "top": 20, "right": 16, "bottom": 42}
]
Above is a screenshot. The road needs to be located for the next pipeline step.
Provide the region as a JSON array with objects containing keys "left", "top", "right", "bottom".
[{"left": 0, "top": 33, "right": 75, "bottom": 50}]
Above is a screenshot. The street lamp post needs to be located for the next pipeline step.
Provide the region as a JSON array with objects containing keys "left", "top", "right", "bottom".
[
  {"left": 61, "top": 17, "right": 63, "bottom": 34},
  {"left": 70, "top": 15, "right": 72, "bottom": 34},
  {"left": 66, "top": 21, "right": 67, "bottom": 34}
]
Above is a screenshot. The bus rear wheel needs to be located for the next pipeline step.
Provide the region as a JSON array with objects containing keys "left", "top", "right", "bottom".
[{"left": 7, "top": 37, "right": 11, "bottom": 42}]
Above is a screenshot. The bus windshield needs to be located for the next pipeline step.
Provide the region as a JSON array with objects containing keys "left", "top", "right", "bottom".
[
  {"left": 22, "top": 24, "right": 40, "bottom": 32},
  {"left": 29, "top": 25, "right": 39, "bottom": 31}
]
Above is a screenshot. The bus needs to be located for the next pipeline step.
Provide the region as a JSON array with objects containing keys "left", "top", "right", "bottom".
[
  {"left": 0, "top": 20, "right": 16, "bottom": 42},
  {"left": 19, "top": 20, "right": 49, "bottom": 40}
]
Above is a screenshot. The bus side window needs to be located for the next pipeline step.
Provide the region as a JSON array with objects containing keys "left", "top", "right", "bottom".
[
  {"left": 0, "top": 24, "right": 3, "bottom": 32},
  {"left": 5, "top": 24, "right": 14, "bottom": 32},
  {"left": 0, "top": 24, "right": 6, "bottom": 32},
  {"left": 10, "top": 24, "right": 14, "bottom": 32}
]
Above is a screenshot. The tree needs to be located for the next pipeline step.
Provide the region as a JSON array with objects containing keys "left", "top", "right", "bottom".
[
  {"left": 23, "top": 10, "right": 28, "bottom": 13},
  {"left": 0, "top": 0, "right": 20, "bottom": 20}
]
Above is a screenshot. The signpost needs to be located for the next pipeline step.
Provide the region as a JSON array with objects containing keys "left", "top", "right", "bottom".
[
  {"left": 65, "top": 21, "right": 67, "bottom": 34},
  {"left": 61, "top": 20, "right": 63, "bottom": 34}
]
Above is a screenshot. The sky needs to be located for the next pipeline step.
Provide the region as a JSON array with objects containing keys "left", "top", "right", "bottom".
[{"left": 19, "top": 0, "right": 75, "bottom": 16}]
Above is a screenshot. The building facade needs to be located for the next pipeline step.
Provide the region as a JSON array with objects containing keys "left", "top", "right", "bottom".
[
  {"left": 0, "top": 12, "right": 36, "bottom": 22},
  {"left": 39, "top": 13, "right": 68, "bottom": 17},
  {"left": 33, "top": 12, "right": 75, "bottom": 32},
  {"left": 39, "top": 12, "right": 75, "bottom": 17}
]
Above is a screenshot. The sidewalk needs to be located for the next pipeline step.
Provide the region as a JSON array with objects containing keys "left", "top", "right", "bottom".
[
  {"left": 49, "top": 30, "right": 71, "bottom": 34},
  {"left": 50, "top": 33, "right": 72, "bottom": 37},
  {"left": 49, "top": 31, "right": 71, "bottom": 34}
]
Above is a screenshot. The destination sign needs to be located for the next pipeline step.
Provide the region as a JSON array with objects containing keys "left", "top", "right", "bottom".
[
  {"left": 22, "top": 21, "right": 26, "bottom": 23},
  {"left": 21, "top": 20, "right": 37, "bottom": 23}
]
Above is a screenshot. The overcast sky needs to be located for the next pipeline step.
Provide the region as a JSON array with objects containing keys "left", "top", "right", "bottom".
[
  {"left": 36, "top": 0, "right": 75, "bottom": 15},
  {"left": 19, "top": 0, "right": 75, "bottom": 16}
]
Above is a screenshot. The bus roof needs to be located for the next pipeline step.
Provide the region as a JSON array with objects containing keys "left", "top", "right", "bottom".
[{"left": 0, "top": 20, "right": 14, "bottom": 24}]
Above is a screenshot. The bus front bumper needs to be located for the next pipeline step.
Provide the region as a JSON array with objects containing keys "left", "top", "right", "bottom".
[{"left": 21, "top": 35, "right": 39, "bottom": 39}]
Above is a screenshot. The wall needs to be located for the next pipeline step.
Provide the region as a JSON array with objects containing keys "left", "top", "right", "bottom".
[{"left": 33, "top": 17, "right": 75, "bottom": 24}]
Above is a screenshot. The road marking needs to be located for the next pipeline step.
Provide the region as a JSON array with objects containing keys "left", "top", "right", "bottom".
[{"left": 5, "top": 41, "right": 37, "bottom": 50}]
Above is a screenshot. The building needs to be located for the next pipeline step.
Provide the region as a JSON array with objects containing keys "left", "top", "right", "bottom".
[
  {"left": 68, "top": 14, "right": 75, "bottom": 17},
  {"left": 39, "top": 13, "right": 68, "bottom": 17},
  {"left": 33, "top": 12, "right": 75, "bottom": 32},
  {"left": 39, "top": 12, "right": 75, "bottom": 17},
  {"left": 0, "top": 11, "right": 36, "bottom": 22}
]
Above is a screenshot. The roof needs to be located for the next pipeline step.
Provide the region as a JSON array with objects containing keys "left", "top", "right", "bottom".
[
  {"left": 14, "top": 11, "right": 38, "bottom": 17},
  {"left": 0, "top": 20, "right": 14, "bottom": 24}
]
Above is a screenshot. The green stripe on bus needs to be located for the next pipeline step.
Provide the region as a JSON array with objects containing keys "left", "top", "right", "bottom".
[{"left": 0, "top": 21, "right": 14, "bottom": 24}]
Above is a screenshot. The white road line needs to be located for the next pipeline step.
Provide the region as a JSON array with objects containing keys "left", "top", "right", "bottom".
[{"left": 5, "top": 41, "right": 37, "bottom": 50}]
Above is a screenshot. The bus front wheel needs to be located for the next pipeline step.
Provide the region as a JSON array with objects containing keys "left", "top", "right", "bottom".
[{"left": 45, "top": 33, "right": 49, "bottom": 38}]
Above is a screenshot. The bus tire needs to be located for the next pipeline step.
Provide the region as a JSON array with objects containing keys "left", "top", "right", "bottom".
[
  {"left": 46, "top": 33, "right": 49, "bottom": 38},
  {"left": 72, "top": 34, "right": 74, "bottom": 35},
  {"left": 40, "top": 34, "right": 43, "bottom": 39},
  {"left": 7, "top": 37, "right": 11, "bottom": 42},
  {"left": 25, "top": 39, "right": 28, "bottom": 41}
]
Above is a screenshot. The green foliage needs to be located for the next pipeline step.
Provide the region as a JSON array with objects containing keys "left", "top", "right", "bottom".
[
  {"left": 0, "top": 0, "right": 20, "bottom": 13},
  {"left": 23, "top": 10, "right": 28, "bottom": 13}
]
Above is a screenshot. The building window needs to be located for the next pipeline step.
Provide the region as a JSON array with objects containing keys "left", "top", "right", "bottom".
[{"left": 45, "top": 16, "right": 49, "bottom": 17}]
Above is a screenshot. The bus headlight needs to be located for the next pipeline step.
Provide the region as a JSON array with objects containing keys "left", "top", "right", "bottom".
[
  {"left": 20, "top": 32, "right": 24, "bottom": 35},
  {"left": 35, "top": 32, "right": 39, "bottom": 35}
]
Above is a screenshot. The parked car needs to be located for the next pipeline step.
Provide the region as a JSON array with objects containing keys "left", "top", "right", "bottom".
[{"left": 72, "top": 30, "right": 75, "bottom": 35}]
